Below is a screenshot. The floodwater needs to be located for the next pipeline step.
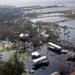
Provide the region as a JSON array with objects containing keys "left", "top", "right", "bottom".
[
  {"left": 25, "top": 46, "right": 75, "bottom": 75},
  {"left": 31, "top": 13, "right": 75, "bottom": 40},
  {"left": 31, "top": 13, "right": 67, "bottom": 23},
  {"left": 59, "top": 20, "right": 75, "bottom": 28}
]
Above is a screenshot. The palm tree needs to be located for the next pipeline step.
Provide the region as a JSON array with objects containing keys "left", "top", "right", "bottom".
[{"left": 63, "top": 26, "right": 68, "bottom": 46}]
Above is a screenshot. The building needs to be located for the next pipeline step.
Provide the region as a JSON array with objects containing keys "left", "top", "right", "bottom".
[{"left": 19, "top": 33, "right": 29, "bottom": 42}]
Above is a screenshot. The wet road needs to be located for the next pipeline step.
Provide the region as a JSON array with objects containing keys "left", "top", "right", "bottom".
[{"left": 25, "top": 45, "right": 75, "bottom": 75}]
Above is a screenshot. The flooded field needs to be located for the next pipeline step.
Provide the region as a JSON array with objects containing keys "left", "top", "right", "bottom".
[
  {"left": 31, "top": 13, "right": 75, "bottom": 40},
  {"left": 59, "top": 20, "right": 75, "bottom": 28},
  {"left": 31, "top": 13, "right": 67, "bottom": 23}
]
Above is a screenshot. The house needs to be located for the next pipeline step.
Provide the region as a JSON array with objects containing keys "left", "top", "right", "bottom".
[{"left": 19, "top": 33, "right": 29, "bottom": 42}]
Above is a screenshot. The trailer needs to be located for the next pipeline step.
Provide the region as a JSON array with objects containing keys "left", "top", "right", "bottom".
[
  {"left": 32, "top": 56, "right": 49, "bottom": 69},
  {"left": 47, "top": 42, "right": 62, "bottom": 51}
]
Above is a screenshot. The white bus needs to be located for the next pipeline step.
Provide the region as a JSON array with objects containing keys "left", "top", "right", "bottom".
[{"left": 47, "top": 42, "right": 62, "bottom": 51}]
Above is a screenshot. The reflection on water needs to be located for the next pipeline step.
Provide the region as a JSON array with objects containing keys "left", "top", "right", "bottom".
[
  {"left": 59, "top": 20, "right": 75, "bottom": 28},
  {"left": 59, "top": 20, "right": 75, "bottom": 41},
  {"left": 59, "top": 26, "right": 75, "bottom": 41},
  {"left": 32, "top": 63, "right": 49, "bottom": 70}
]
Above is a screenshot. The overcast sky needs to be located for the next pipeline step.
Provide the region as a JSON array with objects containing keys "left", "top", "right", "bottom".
[
  {"left": 0, "top": 0, "right": 55, "bottom": 6},
  {"left": 0, "top": 0, "right": 73, "bottom": 6},
  {"left": 0, "top": 0, "right": 63, "bottom": 4}
]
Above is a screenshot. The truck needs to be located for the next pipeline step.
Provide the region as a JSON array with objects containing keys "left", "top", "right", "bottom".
[{"left": 32, "top": 56, "right": 49, "bottom": 69}]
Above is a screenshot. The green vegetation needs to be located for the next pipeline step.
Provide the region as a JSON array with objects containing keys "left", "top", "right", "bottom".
[
  {"left": 0, "top": 41, "right": 6, "bottom": 50},
  {"left": 17, "top": 52, "right": 30, "bottom": 64},
  {"left": 8, "top": 52, "right": 30, "bottom": 64},
  {"left": 0, "top": 41, "right": 13, "bottom": 53},
  {"left": 0, "top": 61, "right": 25, "bottom": 75}
]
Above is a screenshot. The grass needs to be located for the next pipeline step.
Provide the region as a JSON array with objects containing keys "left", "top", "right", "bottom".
[
  {"left": 0, "top": 41, "right": 6, "bottom": 50},
  {"left": 42, "top": 25, "right": 54, "bottom": 30},
  {"left": 17, "top": 52, "right": 28, "bottom": 59},
  {"left": 7, "top": 52, "right": 30, "bottom": 64},
  {"left": 17, "top": 52, "right": 30, "bottom": 64},
  {"left": 0, "top": 50, "right": 6, "bottom": 53},
  {"left": 6, "top": 55, "right": 14, "bottom": 61},
  {"left": 0, "top": 41, "right": 13, "bottom": 53}
]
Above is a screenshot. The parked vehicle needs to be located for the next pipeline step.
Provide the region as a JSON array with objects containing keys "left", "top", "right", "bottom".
[
  {"left": 61, "top": 50, "right": 68, "bottom": 54},
  {"left": 32, "top": 56, "right": 49, "bottom": 69},
  {"left": 47, "top": 42, "right": 62, "bottom": 51},
  {"left": 66, "top": 51, "right": 75, "bottom": 61},
  {"left": 66, "top": 55, "right": 75, "bottom": 61},
  {"left": 31, "top": 51, "right": 41, "bottom": 59}
]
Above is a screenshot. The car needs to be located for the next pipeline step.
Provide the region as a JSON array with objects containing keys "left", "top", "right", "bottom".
[
  {"left": 61, "top": 50, "right": 68, "bottom": 54},
  {"left": 31, "top": 51, "right": 41, "bottom": 59},
  {"left": 66, "top": 55, "right": 75, "bottom": 61}
]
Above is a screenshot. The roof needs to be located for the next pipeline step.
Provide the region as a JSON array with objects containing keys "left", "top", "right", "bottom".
[
  {"left": 31, "top": 51, "right": 40, "bottom": 56},
  {"left": 50, "top": 72, "right": 60, "bottom": 75},
  {"left": 19, "top": 33, "right": 29, "bottom": 37},
  {"left": 19, "top": 33, "right": 24, "bottom": 37},
  {"left": 69, "top": 72, "right": 75, "bottom": 75},
  {"left": 33, "top": 56, "right": 47, "bottom": 63},
  {"left": 48, "top": 42, "right": 61, "bottom": 49}
]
